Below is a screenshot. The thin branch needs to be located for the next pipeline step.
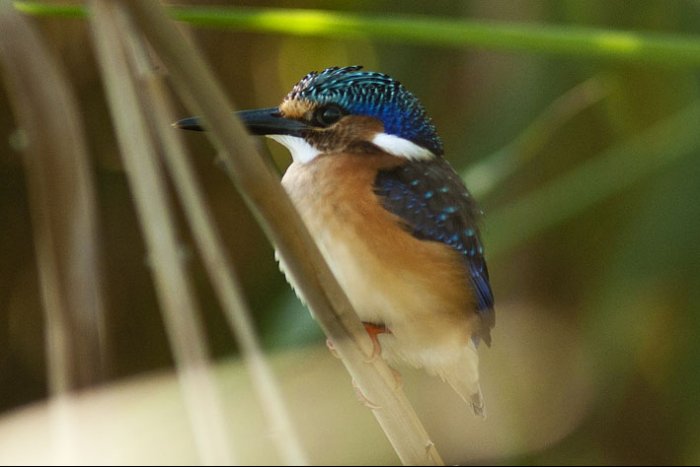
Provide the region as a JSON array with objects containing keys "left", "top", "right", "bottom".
[
  {"left": 0, "top": 0, "right": 108, "bottom": 393},
  {"left": 86, "top": 1, "right": 234, "bottom": 463},
  {"left": 123, "top": 0, "right": 443, "bottom": 464},
  {"left": 14, "top": 1, "right": 700, "bottom": 68},
  {"left": 121, "top": 22, "right": 308, "bottom": 465}
]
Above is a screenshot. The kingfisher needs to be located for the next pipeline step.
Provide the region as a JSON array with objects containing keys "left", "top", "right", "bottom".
[{"left": 176, "top": 66, "right": 495, "bottom": 416}]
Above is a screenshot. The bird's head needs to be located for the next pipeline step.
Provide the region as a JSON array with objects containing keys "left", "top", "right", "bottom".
[{"left": 176, "top": 66, "right": 443, "bottom": 163}]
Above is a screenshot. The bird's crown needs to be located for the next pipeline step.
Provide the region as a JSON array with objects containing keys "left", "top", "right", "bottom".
[{"left": 280, "top": 66, "right": 443, "bottom": 158}]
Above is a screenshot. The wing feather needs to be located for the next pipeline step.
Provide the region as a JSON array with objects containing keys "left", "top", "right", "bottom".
[{"left": 374, "top": 158, "right": 495, "bottom": 344}]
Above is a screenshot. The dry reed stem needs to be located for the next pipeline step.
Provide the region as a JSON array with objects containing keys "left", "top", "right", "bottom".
[
  {"left": 0, "top": 0, "right": 108, "bottom": 393},
  {"left": 87, "top": 1, "right": 234, "bottom": 463},
  {"left": 121, "top": 20, "right": 309, "bottom": 465}
]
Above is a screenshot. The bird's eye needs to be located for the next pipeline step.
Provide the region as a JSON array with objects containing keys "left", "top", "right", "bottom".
[{"left": 313, "top": 105, "right": 344, "bottom": 127}]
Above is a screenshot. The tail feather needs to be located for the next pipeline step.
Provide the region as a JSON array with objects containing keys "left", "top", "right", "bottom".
[
  {"left": 447, "top": 378, "right": 486, "bottom": 418},
  {"left": 441, "top": 340, "right": 486, "bottom": 418}
]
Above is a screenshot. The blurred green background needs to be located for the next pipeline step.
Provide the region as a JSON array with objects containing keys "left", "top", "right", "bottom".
[{"left": 2, "top": 0, "right": 700, "bottom": 464}]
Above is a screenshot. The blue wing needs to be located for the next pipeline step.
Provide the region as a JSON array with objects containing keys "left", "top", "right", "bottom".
[{"left": 374, "top": 158, "right": 494, "bottom": 345}]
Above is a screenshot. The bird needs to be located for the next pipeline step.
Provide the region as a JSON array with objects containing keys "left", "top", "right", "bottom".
[{"left": 175, "top": 66, "right": 495, "bottom": 416}]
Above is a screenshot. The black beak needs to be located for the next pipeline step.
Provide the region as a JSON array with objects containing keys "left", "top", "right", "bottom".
[{"left": 173, "top": 107, "right": 309, "bottom": 136}]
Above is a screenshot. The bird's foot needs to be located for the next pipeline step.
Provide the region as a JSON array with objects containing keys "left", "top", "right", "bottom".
[
  {"left": 351, "top": 378, "right": 381, "bottom": 409},
  {"left": 362, "top": 322, "right": 390, "bottom": 363},
  {"left": 326, "top": 322, "right": 391, "bottom": 363}
]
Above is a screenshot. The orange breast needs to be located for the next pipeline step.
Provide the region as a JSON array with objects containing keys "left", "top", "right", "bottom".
[{"left": 281, "top": 151, "right": 479, "bottom": 356}]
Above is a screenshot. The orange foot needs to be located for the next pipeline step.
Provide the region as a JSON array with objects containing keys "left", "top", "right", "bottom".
[
  {"left": 362, "top": 322, "right": 390, "bottom": 363},
  {"left": 325, "top": 323, "right": 391, "bottom": 362}
]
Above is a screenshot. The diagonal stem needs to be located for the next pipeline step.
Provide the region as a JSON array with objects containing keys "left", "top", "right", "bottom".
[
  {"left": 86, "top": 1, "right": 234, "bottom": 463},
  {"left": 121, "top": 22, "right": 309, "bottom": 465},
  {"left": 122, "top": 0, "right": 444, "bottom": 464}
]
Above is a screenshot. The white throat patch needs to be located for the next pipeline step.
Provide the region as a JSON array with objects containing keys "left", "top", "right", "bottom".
[
  {"left": 268, "top": 135, "right": 321, "bottom": 164},
  {"left": 372, "top": 133, "right": 435, "bottom": 161}
]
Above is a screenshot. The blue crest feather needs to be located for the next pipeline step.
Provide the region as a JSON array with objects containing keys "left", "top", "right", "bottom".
[{"left": 287, "top": 66, "right": 443, "bottom": 156}]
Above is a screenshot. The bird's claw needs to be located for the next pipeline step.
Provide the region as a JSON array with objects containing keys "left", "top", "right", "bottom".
[
  {"left": 326, "top": 338, "right": 341, "bottom": 359},
  {"left": 352, "top": 379, "right": 381, "bottom": 409}
]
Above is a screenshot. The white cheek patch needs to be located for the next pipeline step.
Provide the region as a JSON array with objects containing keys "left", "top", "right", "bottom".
[
  {"left": 372, "top": 133, "right": 435, "bottom": 161},
  {"left": 268, "top": 135, "right": 321, "bottom": 164}
]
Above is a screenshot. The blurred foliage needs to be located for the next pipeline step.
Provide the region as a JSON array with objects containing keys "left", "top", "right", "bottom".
[{"left": 2, "top": 0, "right": 700, "bottom": 464}]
